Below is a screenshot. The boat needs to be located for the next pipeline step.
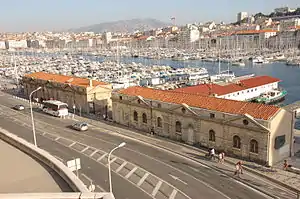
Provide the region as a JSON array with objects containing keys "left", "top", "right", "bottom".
[
  {"left": 188, "top": 69, "right": 209, "bottom": 81},
  {"left": 254, "top": 89, "right": 287, "bottom": 105},
  {"left": 232, "top": 60, "right": 245, "bottom": 67},
  {"left": 250, "top": 57, "right": 269, "bottom": 64}
]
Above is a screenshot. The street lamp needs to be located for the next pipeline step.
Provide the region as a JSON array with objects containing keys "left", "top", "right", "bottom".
[
  {"left": 108, "top": 142, "right": 126, "bottom": 193},
  {"left": 29, "top": 86, "right": 42, "bottom": 147}
]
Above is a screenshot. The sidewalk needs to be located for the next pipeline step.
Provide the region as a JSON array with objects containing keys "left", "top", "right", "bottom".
[{"left": 75, "top": 113, "right": 300, "bottom": 194}]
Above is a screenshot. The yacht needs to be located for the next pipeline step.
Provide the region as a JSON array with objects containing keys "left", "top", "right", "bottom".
[
  {"left": 188, "top": 68, "right": 209, "bottom": 81},
  {"left": 251, "top": 57, "right": 269, "bottom": 64}
]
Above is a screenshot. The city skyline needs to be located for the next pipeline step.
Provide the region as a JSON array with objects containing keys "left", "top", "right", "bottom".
[{"left": 0, "top": 0, "right": 299, "bottom": 32}]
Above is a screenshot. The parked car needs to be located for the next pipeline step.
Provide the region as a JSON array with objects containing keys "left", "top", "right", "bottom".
[
  {"left": 72, "top": 122, "right": 88, "bottom": 131},
  {"left": 13, "top": 105, "right": 25, "bottom": 111}
]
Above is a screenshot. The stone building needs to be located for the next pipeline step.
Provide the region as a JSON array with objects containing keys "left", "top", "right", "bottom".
[
  {"left": 112, "top": 86, "right": 293, "bottom": 166},
  {"left": 22, "top": 72, "right": 113, "bottom": 117}
]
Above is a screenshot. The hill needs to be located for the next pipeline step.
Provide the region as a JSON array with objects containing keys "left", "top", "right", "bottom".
[{"left": 69, "top": 18, "right": 172, "bottom": 33}]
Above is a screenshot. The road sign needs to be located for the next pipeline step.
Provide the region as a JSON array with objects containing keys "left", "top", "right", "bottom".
[{"left": 67, "top": 158, "right": 81, "bottom": 172}]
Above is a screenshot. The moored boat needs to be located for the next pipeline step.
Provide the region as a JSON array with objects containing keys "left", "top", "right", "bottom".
[{"left": 254, "top": 89, "right": 287, "bottom": 105}]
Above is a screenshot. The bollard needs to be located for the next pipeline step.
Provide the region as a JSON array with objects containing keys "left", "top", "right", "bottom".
[{"left": 297, "top": 192, "right": 299, "bottom": 199}]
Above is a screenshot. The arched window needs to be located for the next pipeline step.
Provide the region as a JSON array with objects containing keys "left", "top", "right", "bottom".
[
  {"left": 250, "top": 139, "right": 258, "bottom": 153},
  {"left": 133, "top": 111, "right": 138, "bottom": 121},
  {"left": 175, "top": 121, "right": 182, "bottom": 133},
  {"left": 142, "top": 113, "right": 147, "bottom": 123},
  {"left": 233, "top": 135, "right": 241, "bottom": 149},
  {"left": 157, "top": 117, "right": 162, "bottom": 127},
  {"left": 209, "top": 130, "right": 215, "bottom": 142}
]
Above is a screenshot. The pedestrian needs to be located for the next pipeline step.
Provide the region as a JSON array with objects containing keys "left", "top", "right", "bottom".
[
  {"left": 234, "top": 161, "right": 243, "bottom": 177},
  {"left": 210, "top": 148, "right": 215, "bottom": 160},
  {"left": 221, "top": 152, "right": 225, "bottom": 164},
  {"left": 218, "top": 153, "right": 222, "bottom": 163}
]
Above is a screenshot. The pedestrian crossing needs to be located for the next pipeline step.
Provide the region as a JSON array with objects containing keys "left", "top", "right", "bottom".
[{"left": 41, "top": 131, "right": 191, "bottom": 199}]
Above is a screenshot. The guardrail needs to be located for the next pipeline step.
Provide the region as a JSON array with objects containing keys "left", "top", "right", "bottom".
[
  {"left": 0, "top": 192, "right": 115, "bottom": 199},
  {"left": 0, "top": 127, "right": 88, "bottom": 193}
]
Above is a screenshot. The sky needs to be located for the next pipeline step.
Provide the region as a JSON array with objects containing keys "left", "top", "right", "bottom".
[{"left": 0, "top": 0, "right": 299, "bottom": 32}]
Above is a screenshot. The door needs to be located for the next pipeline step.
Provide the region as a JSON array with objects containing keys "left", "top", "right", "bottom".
[{"left": 187, "top": 125, "right": 194, "bottom": 145}]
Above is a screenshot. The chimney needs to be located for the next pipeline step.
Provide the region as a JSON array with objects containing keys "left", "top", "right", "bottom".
[{"left": 89, "top": 79, "right": 93, "bottom": 87}]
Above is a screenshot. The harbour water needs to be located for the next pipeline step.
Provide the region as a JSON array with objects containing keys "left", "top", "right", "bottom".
[{"left": 18, "top": 51, "right": 300, "bottom": 105}]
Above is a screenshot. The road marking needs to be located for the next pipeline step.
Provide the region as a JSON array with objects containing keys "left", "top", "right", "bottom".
[
  {"left": 109, "top": 157, "right": 117, "bottom": 165},
  {"left": 169, "top": 189, "right": 178, "bottom": 199},
  {"left": 116, "top": 161, "right": 127, "bottom": 173},
  {"left": 125, "top": 166, "right": 138, "bottom": 179},
  {"left": 96, "top": 185, "right": 106, "bottom": 192},
  {"left": 137, "top": 172, "right": 149, "bottom": 187},
  {"left": 90, "top": 149, "right": 99, "bottom": 157},
  {"left": 97, "top": 153, "right": 107, "bottom": 162},
  {"left": 68, "top": 142, "right": 76, "bottom": 147},
  {"left": 54, "top": 155, "right": 64, "bottom": 162},
  {"left": 169, "top": 174, "right": 188, "bottom": 185},
  {"left": 81, "top": 146, "right": 89, "bottom": 153},
  {"left": 151, "top": 180, "right": 163, "bottom": 197},
  {"left": 187, "top": 165, "right": 200, "bottom": 172},
  {"left": 55, "top": 137, "right": 60, "bottom": 141},
  {"left": 81, "top": 173, "right": 93, "bottom": 183}
]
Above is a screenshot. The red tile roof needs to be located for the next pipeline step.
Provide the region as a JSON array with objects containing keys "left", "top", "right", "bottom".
[
  {"left": 118, "top": 86, "right": 280, "bottom": 120},
  {"left": 25, "top": 72, "right": 108, "bottom": 88},
  {"left": 174, "top": 76, "right": 280, "bottom": 96}
]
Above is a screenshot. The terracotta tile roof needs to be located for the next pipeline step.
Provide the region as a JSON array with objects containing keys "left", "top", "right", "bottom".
[
  {"left": 118, "top": 86, "right": 280, "bottom": 120},
  {"left": 174, "top": 76, "right": 280, "bottom": 96},
  {"left": 24, "top": 72, "right": 108, "bottom": 88},
  {"left": 235, "top": 29, "right": 278, "bottom": 34}
]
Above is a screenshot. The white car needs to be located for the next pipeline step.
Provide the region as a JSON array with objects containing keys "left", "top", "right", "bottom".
[
  {"left": 13, "top": 105, "right": 25, "bottom": 111},
  {"left": 72, "top": 122, "right": 88, "bottom": 131}
]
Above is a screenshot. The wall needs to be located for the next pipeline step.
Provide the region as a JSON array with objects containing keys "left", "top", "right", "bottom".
[
  {"left": 269, "top": 109, "right": 293, "bottom": 166},
  {"left": 111, "top": 93, "right": 275, "bottom": 164}
]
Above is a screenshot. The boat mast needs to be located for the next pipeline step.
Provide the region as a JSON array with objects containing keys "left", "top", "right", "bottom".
[{"left": 218, "top": 38, "right": 221, "bottom": 75}]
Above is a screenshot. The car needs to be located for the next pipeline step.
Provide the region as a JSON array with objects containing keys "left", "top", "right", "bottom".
[
  {"left": 13, "top": 105, "right": 25, "bottom": 111},
  {"left": 72, "top": 122, "right": 88, "bottom": 131}
]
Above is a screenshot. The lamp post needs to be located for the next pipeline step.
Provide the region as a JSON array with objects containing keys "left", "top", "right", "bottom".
[
  {"left": 29, "top": 87, "right": 42, "bottom": 147},
  {"left": 108, "top": 142, "right": 126, "bottom": 193}
]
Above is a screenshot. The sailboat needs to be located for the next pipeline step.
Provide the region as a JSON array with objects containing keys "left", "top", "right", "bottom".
[{"left": 209, "top": 38, "right": 235, "bottom": 82}]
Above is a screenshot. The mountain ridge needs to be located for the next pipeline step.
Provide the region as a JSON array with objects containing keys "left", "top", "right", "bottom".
[{"left": 69, "top": 18, "right": 172, "bottom": 33}]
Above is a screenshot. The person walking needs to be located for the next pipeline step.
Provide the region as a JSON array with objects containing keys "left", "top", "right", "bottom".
[
  {"left": 234, "top": 161, "right": 243, "bottom": 178},
  {"left": 210, "top": 148, "right": 215, "bottom": 160}
]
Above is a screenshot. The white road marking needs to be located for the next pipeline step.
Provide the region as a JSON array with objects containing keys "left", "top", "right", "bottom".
[
  {"left": 151, "top": 180, "right": 163, "bottom": 197},
  {"left": 137, "top": 173, "right": 149, "bottom": 187},
  {"left": 116, "top": 161, "right": 127, "bottom": 173},
  {"left": 169, "top": 189, "right": 178, "bottom": 199},
  {"left": 97, "top": 153, "right": 107, "bottom": 162},
  {"left": 187, "top": 165, "right": 200, "bottom": 172},
  {"left": 54, "top": 155, "right": 64, "bottom": 162},
  {"left": 55, "top": 137, "right": 60, "bottom": 141},
  {"left": 96, "top": 185, "right": 106, "bottom": 192},
  {"left": 81, "top": 146, "right": 89, "bottom": 153},
  {"left": 125, "top": 166, "right": 138, "bottom": 179},
  {"left": 234, "top": 179, "right": 274, "bottom": 199},
  {"left": 109, "top": 157, "right": 117, "bottom": 165},
  {"left": 68, "top": 142, "right": 76, "bottom": 147},
  {"left": 169, "top": 174, "right": 188, "bottom": 185},
  {"left": 81, "top": 173, "right": 93, "bottom": 183},
  {"left": 90, "top": 149, "right": 99, "bottom": 157}
]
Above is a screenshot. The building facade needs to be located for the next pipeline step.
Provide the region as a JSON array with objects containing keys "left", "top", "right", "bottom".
[
  {"left": 112, "top": 86, "right": 293, "bottom": 166},
  {"left": 237, "top": 12, "right": 248, "bottom": 22},
  {"left": 22, "top": 72, "right": 113, "bottom": 118}
]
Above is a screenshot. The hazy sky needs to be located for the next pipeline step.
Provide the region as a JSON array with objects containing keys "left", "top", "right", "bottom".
[{"left": 0, "top": 0, "right": 299, "bottom": 32}]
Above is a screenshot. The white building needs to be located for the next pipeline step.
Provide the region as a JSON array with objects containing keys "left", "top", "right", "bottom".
[
  {"left": 237, "top": 12, "right": 248, "bottom": 22},
  {"left": 5, "top": 40, "right": 28, "bottom": 49},
  {"left": 0, "top": 41, "right": 6, "bottom": 49},
  {"left": 174, "top": 76, "right": 280, "bottom": 101},
  {"left": 280, "top": 18, "right": 300, "bottom": 31},
  {"left": 274, "top": 7, "right": 296, "bottom": 13}
]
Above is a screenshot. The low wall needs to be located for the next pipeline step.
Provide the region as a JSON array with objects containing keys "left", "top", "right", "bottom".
[
  {"left": 0, "top": 127, "right": 88, "bottom": 193},
  {"left": 0, "top": 192, "right": 115, "bottom": 199}
]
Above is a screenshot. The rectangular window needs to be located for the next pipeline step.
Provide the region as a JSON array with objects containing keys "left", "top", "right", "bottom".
[{"left": 210, "top": 113, "right": 215, "bottom": 119}]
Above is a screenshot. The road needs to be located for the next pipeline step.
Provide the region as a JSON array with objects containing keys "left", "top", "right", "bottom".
[{"left": 0, "top": 91, "right": 296, "bottom": 199}]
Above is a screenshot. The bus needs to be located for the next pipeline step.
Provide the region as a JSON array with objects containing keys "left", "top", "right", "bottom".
[{"left": 42, "top": 100, "right": 69, "bottom": 117}]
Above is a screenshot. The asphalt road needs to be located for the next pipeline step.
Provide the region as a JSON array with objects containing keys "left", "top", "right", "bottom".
[{"left": 0, "top": 91, "right": 295, "bottom": 199}]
